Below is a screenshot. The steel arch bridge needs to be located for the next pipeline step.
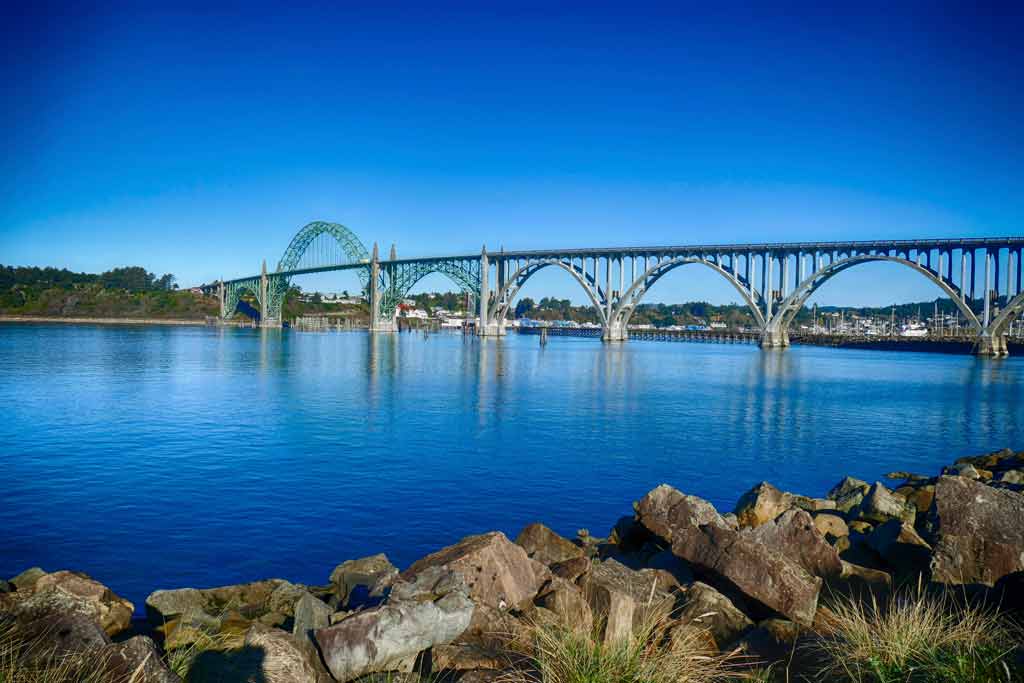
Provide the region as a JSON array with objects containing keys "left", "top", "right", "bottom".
[{"left": 204, "top": 221, "right": 1024, "bottom": 356}]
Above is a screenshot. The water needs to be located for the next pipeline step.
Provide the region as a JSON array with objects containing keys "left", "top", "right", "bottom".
[{"left": 2, "top": 323, "right": 1022, "bottom": 608}]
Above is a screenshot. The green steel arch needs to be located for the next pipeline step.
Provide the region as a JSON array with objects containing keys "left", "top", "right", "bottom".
[
  {"left": 381, "top": 259, "right": 481, "bottom": 319},
  {"left": 277, "top": 221, "right": 371, "bottom": 287}
]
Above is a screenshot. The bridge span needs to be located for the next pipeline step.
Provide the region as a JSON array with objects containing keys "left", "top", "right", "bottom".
[{"left": 201, "top": 221, "right": 1024, "bottom": 356}]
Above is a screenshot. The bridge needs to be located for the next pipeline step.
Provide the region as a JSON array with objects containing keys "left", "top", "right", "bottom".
[{"left": 202, "top": 221, "right": 1024, "bottom": 356}]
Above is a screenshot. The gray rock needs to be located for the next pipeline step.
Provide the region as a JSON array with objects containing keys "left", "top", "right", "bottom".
[
  {"left": 27, "top": 571, "right": 134, "bottom": 636},
  {"left": 146, "top": 579, "right": 286, "bottom": 625},
  {"left": 244, "top": 623, "right": 333, "bottom": 683},
  {"left": 929, "top": 476, "right": 1024, "bottom": 586},
  {"left": 826, "top": 476, "right": 869, "bottom": 501},
  {"left": 853, "top": 482, "right": 915, "bottom": 524},
  {"left": 14, "top": 608, "right": 111, "bottom": 667},
  {"left": 866, "top": 519, "right": 932, "bottom": 577},
  {"left": 636, "top": 484, "right": 729, "bottom": 545},
  {"left": 998, "top": 470, "right": 1024, "bottom": 485},
  {"left": 292, "top": 591, "right": 332, "bottom": 640},
  {"left": 314, "top": 567, "right": 473, "bottom": 682},
  {"left": 534, "top": 576, "right": 593, "bottom": 633}
]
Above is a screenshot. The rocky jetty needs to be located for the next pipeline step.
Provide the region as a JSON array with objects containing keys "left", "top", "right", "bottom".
[{"left": 3, "top": 447, "right": 1023, "bottom": 682}]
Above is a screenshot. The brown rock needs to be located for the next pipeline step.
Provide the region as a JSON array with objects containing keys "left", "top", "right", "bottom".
[
  {"left": 534, "top": 577, "right": 593, "bottom": 633},
  {"left": 733, "top": 618, "right": 801, "bottom": 664},
  {"left": 243, "top": 624, "right": 333, "bottom": 683},
  {"left": 733, "top": 482, "right": 794, "bottom": 528},
  {"left": 515, "top": 523, "right": 584, "bottom": 565},
  {"left": 101, "top": 636, "right": 182, "bottom": 683},
  {"left": 18, "top": 571, "right": 133, "bottom": 637},
  {"left": 13, "top": 608, "right": 111, "bottom": 666},
  {"left": 578, "top": 558, "right": 674, "bottom": 643},
  {"left": 853, "top": 483, "right": 915, "bottom": 524},
  {"left": 9, "top": 567, "right": 46, "bottom": 591},
  {"left": 550, "top": 556, "right": 591, "bottom": 582},
  {"left": 813, "top": 513, "right": 849, "bottom": 539},
  {"left": 636, "top": 484, "right": 728, "bottom": 545},
  {"left": 676, "top": 581, "right": 752, "bottom": 647},
  {"left": 827, "top": 476, "right": 869, "bottom": 502},
  {"left": 672, "top": 523, "right": 822, "bottom": 626},
  {"left": 431, "top": 643, "right": 508, "bottom": 671},
  {"left": 403, "top": 532, "right": 550, "bottom": 611},
  {"left": 745, "top": 509, "right": 843, "bottom": 579},
  {"left": 929, "top": 476, "right": 1024, "bottom": 586}
]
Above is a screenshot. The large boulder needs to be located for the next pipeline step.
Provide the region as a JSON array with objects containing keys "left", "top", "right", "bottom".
[
  {"left": 330, "top": 554, "right": 398, "bottom": 608},
  {"left": 28, "top": 571, "right": 133, "bottom": 636},
  {"left": 674, "top": 522, "right": 822, "bottom": 625},
  {"left": 146, "top": 579, "right": 287, "bottom": 625},
  {"left": 745, "top": 509, "right": 843, "bottom": 579},
  {"left": 676, "top": 581, "right": 753, "bottom": 647},
  {"left": 515, "top": 523, "right": 584, "bottom": 565},
  {"left": 929, "top": 476, "right": 1024, "bottom": 586},
  {"left": 314, "top": 567, "right": 474, "bottom": 682},
  {"left": 636, "top": 484, "right": 729, "bottom": 544},
  {"left": 101, "top": 636, "right": 182, "bottom": 683},
  {"left": 402, "top": 532, "right": 550, "bottom": 612},
  {"left": 578, "top": 558, "right": 675, "bottom": 643},
  {"left": 733, "top": 482, "right": 794, "bottom": 528},
  {"left": 638, "top": 485, "right": 822, "bottom": 626}
]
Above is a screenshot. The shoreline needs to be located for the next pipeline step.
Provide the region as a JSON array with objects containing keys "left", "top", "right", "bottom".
[{"left": 0, "top": 315, "right": 212, "bottom": 326}]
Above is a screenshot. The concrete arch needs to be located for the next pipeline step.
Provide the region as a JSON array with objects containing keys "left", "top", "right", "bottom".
[
  {"left": 382, "top": 263, "right": 480, "bottom": 320},
  {"left": 986, "top": 289, "right": 1024, "bottom": 355},
  {"left": 767, "top": 254, "right": 982, "bottom": 339},
  {"left": 492, "top": 259, "right": 607, "bottom": 328},
  {"left": 609, "top": 257, "right": 766, "bottom": 336}
]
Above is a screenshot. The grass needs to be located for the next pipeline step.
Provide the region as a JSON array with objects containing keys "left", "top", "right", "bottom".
[
  {"left": 501, "top": 603, "right": 743, "bottom": 683},
  {"left": 0, "top": 620, "right": 127, "bottom": 683},
  {"left": 813, "top": 582, "right": 1023, "bottom": 682}
]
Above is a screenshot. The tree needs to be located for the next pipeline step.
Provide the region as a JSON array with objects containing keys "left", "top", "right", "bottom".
[{"left": 515, "top": 297, "right": 536, "bottom": 318}]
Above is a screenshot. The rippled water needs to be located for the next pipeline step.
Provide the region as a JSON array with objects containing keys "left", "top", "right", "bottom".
[{"left": 2, "top": 323, "right": 1022, "bottom": 607}]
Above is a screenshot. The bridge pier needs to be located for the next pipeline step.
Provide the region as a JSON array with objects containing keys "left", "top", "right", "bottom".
[
  {"left": 976, "top": 332, "right": 1009, "bottom": 357},
  {"left": 602, "top": 320, "right": 628, "bottom": 342},
  {"left": 759, "top": 327, "right": 790, "bottom": 349}
]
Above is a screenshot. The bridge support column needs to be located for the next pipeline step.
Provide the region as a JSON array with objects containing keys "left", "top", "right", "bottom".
[
  {"left": 218, "top": 280, "right": 225, "bottom": 319},
  {"left": 602, "top": 319, "right": 628, "bottom": 342},
  {"left": 976, "top": 331, "right": 1009, "bottom": 357},
  {"left": 477, "top": 246, "right": 503, "bottom": 336},
  {"left": 368, "top": 243, "right": 396, "bottom": 333},
  {"left": 760, "top": 326, "right": 790, "bottom": 349}
]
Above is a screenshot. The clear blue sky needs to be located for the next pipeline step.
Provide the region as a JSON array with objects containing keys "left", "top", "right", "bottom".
[{"left": 1, "top": 2, "right": 1021, "bottom": 306}]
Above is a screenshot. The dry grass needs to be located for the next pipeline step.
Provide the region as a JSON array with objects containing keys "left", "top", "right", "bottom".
[
  {"left": 0, "top": 620, "right": 128, "bottom": 683},
  {"left": 501, "top": 604, "right": 743, "bottom": 683},
  {"left": 813, "top": 582, "right": 1022, "bottom": 682}
]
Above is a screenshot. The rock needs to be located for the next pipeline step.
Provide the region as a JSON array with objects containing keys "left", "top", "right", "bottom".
[
  {"left": 827, "top": 476, "right": 869, "bottom": 502},
  {"left": 813, "top": 513, "right": 849, "bottom": 539},
  {"left": 293, "top": 591, "right": 332, "bottom": 640},
  {"left": 848, "top": 521, "right": 874, "bottom": 534},
  {"left": 721, "top": 513, "right": 740, "bottom": 530},
  {"left": 330, "top": 554, "right": 398, "bottom": 608},
  {"left": 515, "top": 523, "right": 584, "bottom": 566},
  {"left": 673, "top": 522, "right": 822, "bottom": 626},
  {"left": 733, "top": 482, "right": 794, "bottom": 528},
  {"left": 866, "top": 520, "right": 932, "bottom": 577},
  {"left": 146, "top": 579, "right": 287, "bottom": 626},
  {"left": 550, "top": 556, "right": 591, "bottom": 582},
  {"left": 944, "top": 463, "right": 981, "bottom": 479},
  {"left": 745, "top": 509, "right": 843, "bottom": 579},
  {"left": 929, "top": 476, "right": 1024, "bottom": 586},
  {"left": 901, "top": 484, "right": 936, "bottom": 515},
  {"left": 101, "top": 636, "right": 182, "bottom": 683},
  {"left": 402, "top": 532, "right": 550, "bottom": 612},
  {"left": 853, "top": 483, "right": 915, "bottom": 524},
  {"left": 15, "top": 571, "right": 133, "bottom": 637},
  {"left": 836, "top": 560, "right": 892, "bottom": 596},
  {"left": 314, "top": 567, "right": 473, "bottom": 682},
  {"left": 535, "top": 576, "right": 593, "bottom": 632},
  {"left": 886, "top": 471, "right": 929, "bottom": 482},
  {"left": 636, "top": 484, "right": 728, "bottom": 544},
  {"left": 431, "top": 643, "right": 507, "bottom": 671},
  {"left": 9, "top": 567, "right": 46, "bottom": 591},
  {"left": 733, "top": 619, "right": 801, "bottom": 665},
  {"left": 578, "top": 558, "right": 674, "bottom": 643},
  {"left": 267, "top": 580, "right": 309, "bottom": 616},
  {"left": 792, "top": 496, "right": 837, "bottom": 513},
  {"left": 14, "top": 608, "right": 111, "bottom": 666},
  {"left": 677, "top": 581, "right": 753, "bottom": 647},
  {"left": 998, "top": 470, "right": 1024, "bottom": 485},
  {"left": 243, "top": 624, "right": 332, "bottom": 683}
]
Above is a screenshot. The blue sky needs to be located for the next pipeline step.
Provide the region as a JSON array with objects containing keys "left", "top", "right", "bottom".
[{"left": 1, "top": 2, "right": 1021, "bottom": 306}]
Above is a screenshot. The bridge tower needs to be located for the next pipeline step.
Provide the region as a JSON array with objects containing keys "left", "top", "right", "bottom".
[{"left": 369, "top": 243, "right": 397, "bottom": 333}]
